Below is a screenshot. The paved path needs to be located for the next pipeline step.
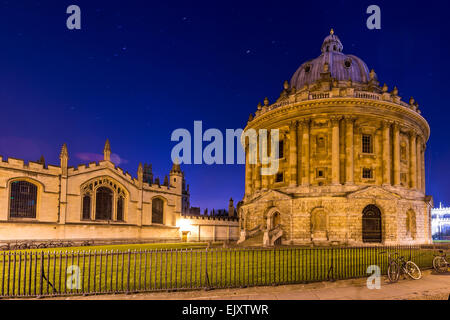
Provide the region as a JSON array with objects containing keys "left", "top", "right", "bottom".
[{"left": 38, "top": 270, "right": 450, "bottom": 300}]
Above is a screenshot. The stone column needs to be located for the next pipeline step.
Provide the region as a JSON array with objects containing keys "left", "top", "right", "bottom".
[
  {"left": 409, "top": 130, "right": 417, "bottom": 189},
  {"left": 301, "top": 119, "right": 310, "bottom": 186},
  {"left": 416, "top": 136, "right": 422, "bottom": 192},
  {"left": 245, "top": 141, "right": 253, "bottom": 196},
  {"left": 382, "top": 120, "right": 391, "bottom": 185},
  {"left": 253, "top": 131, "right": 261, "bottom": 191},
  {"left": 261, "top": 129, "right": 270, "bottom": 189},
  {"left": 421, "top": 143, "right": 426, "bottom": 193},
  {"left": 297, "top": 123, "right": 303, "bottom": 186},
  {"left": 393, "top": 122, "right": 401, "bottom": 186},
  {"left": 289, "top": 121, "right": 298, "bottom": 187},
  {"left": 344, "top": 116, "right": 355, "bottom": 185},
  {"left": 331, "top": 116, "right": 341, "bottom": 185}
]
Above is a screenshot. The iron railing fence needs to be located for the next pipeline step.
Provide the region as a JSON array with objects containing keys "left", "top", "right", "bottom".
[{"left": 0, "top": 245, "right": 436, "bottom": 298}]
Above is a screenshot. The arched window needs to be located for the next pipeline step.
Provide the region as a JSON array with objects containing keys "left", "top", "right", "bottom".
[
  {"left": 152, "top": 198, "right": 164, "bottom": 224},
  {"left": 10, "top": 180, "right": 37, "bottom": 218},
  {"left": 82, "top": 194, "right": 91, "bottom": 220},
  {"left": 117, "top": 196, "right": 124, "bottom": 221},
  {"left": 96, "top": 187, "right": 113, "bottom": 220}
]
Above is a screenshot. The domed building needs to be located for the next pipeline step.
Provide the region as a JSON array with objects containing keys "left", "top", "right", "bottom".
[{"left": 238, "top": 30, "right": 433, "bottom": 246}]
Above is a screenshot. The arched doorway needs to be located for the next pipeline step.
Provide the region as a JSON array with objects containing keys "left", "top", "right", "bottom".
[
  {"left": 266, "top": 210, "right": 281, "bottom": 230},
  {"left": 362, "top": 205, "right": 382, "bottom": 243},
  {"left": 272, "top": 212, "right": 281, "bottom": 229}
]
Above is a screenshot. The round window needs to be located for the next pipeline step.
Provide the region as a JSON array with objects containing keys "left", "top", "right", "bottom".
[
  {"left": 344, "top": 59, "right": 352, "bottom": 68},
  {"left": 304, "top": 64, "right": 311, "bottom": 73}
]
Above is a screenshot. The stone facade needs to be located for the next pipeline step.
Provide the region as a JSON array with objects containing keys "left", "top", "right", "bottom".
[
  {"left": 0, "top": 140, "right": 190, "bottom": 242},
  {"left": 179, "top": 215, "right": 239, "bottom": 242},
  {"left": 239, "top": 30, "right": 433, "bottom": 246}
]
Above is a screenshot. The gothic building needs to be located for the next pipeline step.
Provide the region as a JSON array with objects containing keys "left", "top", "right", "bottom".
[
  {"left": 0, "top": 140, "right": 191, "bottom": 242},
  {"left": 239, "top": 30, "right": 433, "bottom": 246}
]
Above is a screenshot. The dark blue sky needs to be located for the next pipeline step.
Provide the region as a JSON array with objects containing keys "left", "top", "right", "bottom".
[{"left": 0, "top": 0, "right": 449, "bottom": 209}]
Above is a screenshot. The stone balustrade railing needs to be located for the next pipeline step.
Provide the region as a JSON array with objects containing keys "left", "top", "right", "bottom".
[{"left": 254, "top": 89, "right": 421, "bottom": 119}]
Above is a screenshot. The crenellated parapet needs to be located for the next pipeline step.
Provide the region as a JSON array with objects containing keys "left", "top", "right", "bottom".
[
  {"left": 0, "top": 157, "right": 61, "bottom": 176},
  {"left": 181, "top": 213, "right": 239, "bottom": 223}
]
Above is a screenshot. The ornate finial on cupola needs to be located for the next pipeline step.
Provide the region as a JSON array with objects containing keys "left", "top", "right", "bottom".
[
  {"left": 409, "top": 97, "right": 415, "bottom": 106},
  {"left": 382, "top": 83, "right": 388, "bottom": 93},
  {"left": 257, "top": 102, "right": 262, "bottom": 110},
  {"left": 391, "top": 86, "right": 398, "bottom": 96},
  {"left": 321, "top": 28, "right": 343, "bottom": 53},
  {"left": 283, "top": 80, "right": 289, "bottom": 90},
  {"left": 263, "top": 97, "right": 269, "bottom": 106},
  {"left": 290, "top": 86, "right": 296, "bottom": 94},
  {"left": 103, "top": 139, "right": 111, "bottom": 161},
  {"left": 369, "top": 69, "right": 376, "bottom": 80},
  {"left": 347, "top": 75, "right": 353, "bottom": 87},
  {"left": 248, "top": 113, "right": 254, "bottom": 122}
]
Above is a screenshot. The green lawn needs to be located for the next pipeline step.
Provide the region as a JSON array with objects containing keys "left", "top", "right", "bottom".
[{"left": 0, "top": 244, "right": 437, "bottom": 298}]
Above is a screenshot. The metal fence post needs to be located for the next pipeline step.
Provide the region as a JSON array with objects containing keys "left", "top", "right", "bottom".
[
  {"left": 39, "top": 251, "right": 44, "bottom": 297},
  {"left": 204, "top": 247, "right": 209, "bottom": 289}
]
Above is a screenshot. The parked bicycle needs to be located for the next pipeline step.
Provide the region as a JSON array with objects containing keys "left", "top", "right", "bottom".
[
  {"left": 432, "top": 250, "right": 449, "bottom": 273},
  {"left": 380, "top": 251, "right": 422, "bottom": 282}
]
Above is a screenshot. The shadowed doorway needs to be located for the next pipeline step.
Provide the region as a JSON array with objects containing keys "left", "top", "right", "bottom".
[{"left": 362, "top": 205, "right": 382, "bottom": 243}]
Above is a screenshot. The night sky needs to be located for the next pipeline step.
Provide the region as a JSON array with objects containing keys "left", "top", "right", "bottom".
[{"left": 0, "top": 0, "right": 449, "bottom": 210}]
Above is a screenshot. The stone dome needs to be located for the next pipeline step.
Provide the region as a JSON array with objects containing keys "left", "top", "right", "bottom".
[{"left": 290, "top": 29, "right": 374, "bottom": 89}]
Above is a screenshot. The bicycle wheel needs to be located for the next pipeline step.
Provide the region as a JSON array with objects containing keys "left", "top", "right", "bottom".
[
  {"left": 405, "top": 261, "right": 422, "bottom": 280},
  {"left": 433, "top": 256, "right": 448, "bottom": 273},
  {"left": 388, "top": 262, "right": 400, "bottom": 283}
]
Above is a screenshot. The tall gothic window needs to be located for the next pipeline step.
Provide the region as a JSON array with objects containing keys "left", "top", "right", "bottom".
[
  {"left": 152, "top": 198, "right": 164, "bottom": 224},
  {"left": 362, "top": 134, "right": 373, "bottom": 153},
  {"left": 117, "top": 196, "right": 124, "bottom": 221},
  {"left": 82, "top": 194, "right": 91, "bottom": 220},
  {"left": 96, "top": 187, "right": 113, "bottom": 220},
  {"left": 10, "top": 180, "right": 37, "bottom": 219},
  {"left": 81, "top": 177, "right": 127, "bottom": 222}
]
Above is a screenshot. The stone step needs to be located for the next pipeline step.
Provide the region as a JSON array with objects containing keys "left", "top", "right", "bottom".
[{"left": 237, "top": 232, "right": 264, "bottom": 247}]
